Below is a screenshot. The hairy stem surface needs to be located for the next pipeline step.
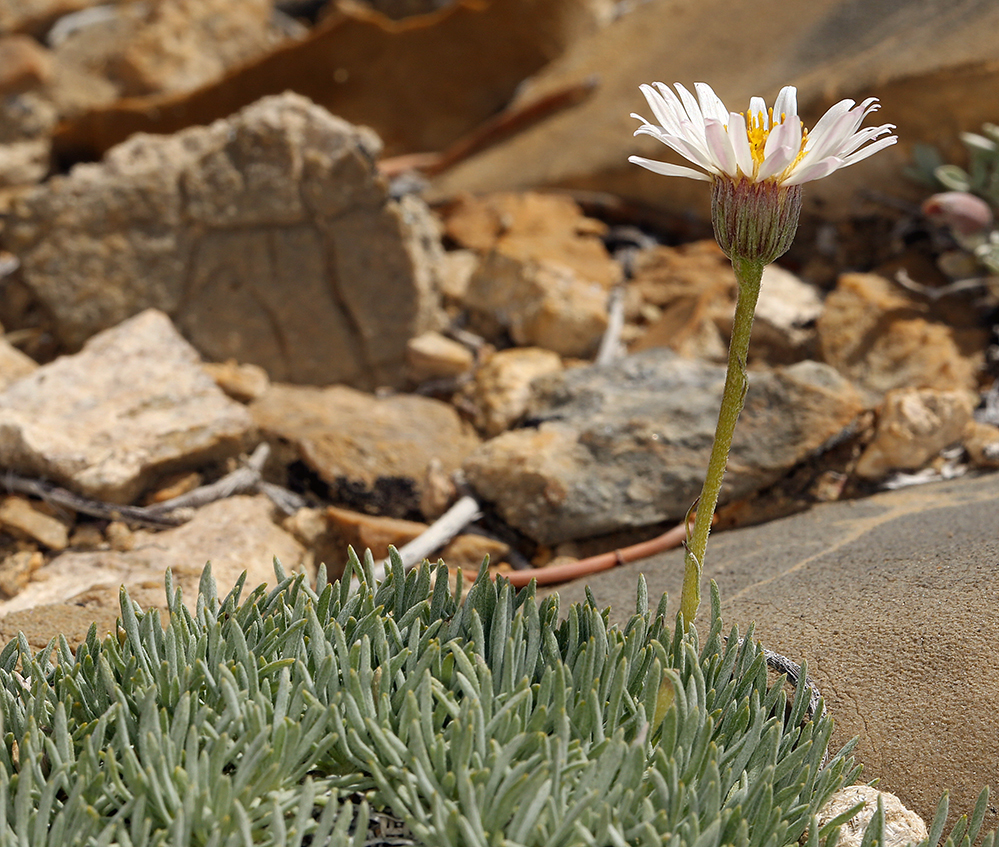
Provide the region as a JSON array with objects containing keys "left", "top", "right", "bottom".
[{"left": 680, "top": 257, "right": 765, "bottom": 625}]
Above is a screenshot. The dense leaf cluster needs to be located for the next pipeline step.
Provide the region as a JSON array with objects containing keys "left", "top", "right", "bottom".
[{"left": 0, "top": 551, "right": 990, "bottom": 846}]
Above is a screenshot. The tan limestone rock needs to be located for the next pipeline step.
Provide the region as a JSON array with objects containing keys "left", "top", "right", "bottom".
[
  {"left": 0, "top": 495, "right": 68, "bottom": 550},
  {"left": 438, "top": 248, "right": 479, "bottom": 303},
  {"left": 817, "top": 273, "right": 984, "bottom": 402},
  {"left": 627, "top": 242, "right": 821, "bottom": 364},
  {"left": 0, "top": 309, "right": 254, "bottom": 504},
  {"left": 448, "top": 193, "right": 619, "bottom": 358},
  {"left": 468, "top": 347, "right": 563, "bottom": 437},
  {"left": 0, "top": 35, "right": 52, "bottom": 93},
  {"left": 103, "top": 0, "right": 280, "bottom": 97},
  {"left": 0, "top": 0, "right": 97, "bottom": 36},
  {"left": 143, "top": 470, "right": 203, "bottom": 505},
  {"left": 326, "top": 504, "right": 509, "bottom": 572},
  {"left": 251, "top": 383, "right": 480, "bottom": 518},
  {"left": 281, "top": 506, "right": 344, "bottom": 580},
  {"left": 465, "top": 252, "right": 609, "bottom": 357},
  {"left": 442, "top": 192, "right": 621, "bottom": 289},
  {"left": 856, "top": 388, "right": 977, "bottom": 479},
  {"left": 9, "top": 94, "right": 445, "bottom": 388},
  {"left": 0, "top": 336, "right": 37, "bottom": 390},
  {"left": 406, "top": 331, "right": 475, "bottom": 382},
  {"left": 327, "top": 506, "right": 427, "bottom": 560},
  {"left": 0, "top": 549, "right": 43, "bottom": 598},
  {"left": 202, "top": 360, "right": 270, "bottom": 403},
  {"left": 439, "top": 533, "right": 510, "bottom": 573},
  {"left": 963, "top": 420, "right": 999, "bottom": 469}
]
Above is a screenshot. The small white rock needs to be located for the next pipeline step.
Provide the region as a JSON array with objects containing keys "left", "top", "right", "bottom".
[{"left": 814, "top": 785, "right": 927, "bottom": 847}]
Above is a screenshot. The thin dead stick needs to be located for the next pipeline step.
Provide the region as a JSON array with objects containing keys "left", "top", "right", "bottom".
[
  {"left": 725, "top": 637, "right": 823, "bottom": 724},
  {"left": 1, "top": 442, "right": 307, "bottom": 529},
  {"left": 378, "top": 77, "right": 599, "bottom": 179},
  {"left": 145, "top": 442, "right": 271, "bottom": 514},
  {"left": 595, "top": 283, "right": 627, "bottom": 366},
  {"left": 1, "top": 472, "right": 185, "bottom": 527},
  {"left": 894, "top": 267, "right": 994, "bottom": 299},
  {"left": 371, "top": 494, "right": 482, "bottom": 582}
]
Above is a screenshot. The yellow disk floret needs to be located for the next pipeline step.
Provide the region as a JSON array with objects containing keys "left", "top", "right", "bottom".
[
  {"left": 741, "top": 108, "right": 810, "bottom": 181},
  {"left": 745, "top": 107, "right": 774, "bottom": 168}
]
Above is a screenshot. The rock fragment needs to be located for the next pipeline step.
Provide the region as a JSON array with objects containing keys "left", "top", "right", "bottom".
[
  {"left": 465, "top": 252, "right": 609, "bottom": 357},
  {"left": 467, "top": 346, "right": 563, "bottom": 437},
  {"left": 817, "top": 273, "right": 985, "bottom": 402},
  {"left": 0, "top": 35, "right": 52, "bottom": 94},
  {"left": 963, "top": 420, "right": 999, "bottom": 468},
  {"left": 856, "top": 387, "right": 977, "bottom": 479},
  {"left": 406, "top": 331, "right": 475, "bottom": 382},
  {"left": 0, "top": 549, "right": 43, "bottom": 598},
  {"left": 627, "top": 242, "right": 821, "bottom": 364},
  {"left": 0, "top": 309, "right": 254, "bottom": 504},
  {"left": 464, "top": 349, "right": 863, "bottom": 544},
  {"left": 449, "top": 192, "right": 618, "bottom": 357},
  {"left": 0, "top": 337, "right": 37, "bottom": 390},
  {"left": 443, "top": 192, "right": 621, "bottom": 288},
  {"left": 202, "top": 360, "right": 270, "bottom": 403},
  {"left": 0, "top": 496, "right": 68, "bottom": 550}
]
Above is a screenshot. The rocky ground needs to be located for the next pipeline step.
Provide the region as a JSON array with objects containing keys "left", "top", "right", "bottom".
[{"left": 0, "top": 0, "right": 997, "bottom": 831}]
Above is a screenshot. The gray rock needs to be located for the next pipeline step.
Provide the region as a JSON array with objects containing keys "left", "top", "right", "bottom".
[
  {"left": 548, "top": 471, "right": 999, "bottom": 834},
  {"left": 251, "top": 383, "right": 481, "bottom": 518},
  {"left": 6, "top": 92, "right": 444, "bottom": 388},
  {"left": 0, "top": 309, "right": 253, "bottom": 504},
  {"left": 464, "top": 349, "right": 863, "bottom": 543},
  {"left": 0, "top": 495, "right": 305, "bottom": 616}
]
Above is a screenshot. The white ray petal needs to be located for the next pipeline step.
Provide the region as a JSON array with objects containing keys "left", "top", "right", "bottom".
[
  {"left": 704, "top": 118, "right": 738, "bottom": 176},
  {"left": 727, "top": 112, "right": 754, "bottom": 176},
  {"left": 628, "top": 156, "right": 713, "bottom": 181},
  {"left": 757, "top": 142, "right": 796, "bottom": 181},
  {"left": 748, "top": 96, "right": 768, "bottom": 128},
  {"left": 634, "top": 124, "right": 718, "bottom": 173},
  {"left": 673, "top": 83, "right": 707, "bottom": 140},
  {"left": 639, "top": 85, "right": 683, "bottom": 134},
  {"left": 694, "top": 82, "right": 730, "bottom": 124},
  {"left": 783, "top": 156, "right": 843, "bottom": 185},
  {"left": 839, "top": 134, "right": 898, "bottom": 165},
  {"left": 772, "top": 86, "right": 798, "bottom": 121}
]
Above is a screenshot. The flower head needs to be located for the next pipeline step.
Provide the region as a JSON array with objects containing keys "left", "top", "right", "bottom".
[
  {"left": 628, "top": 82, "right": 897, "bottom": 187},
  {"left": 628, "top": 82, "right": 896, "bottom": 264}
]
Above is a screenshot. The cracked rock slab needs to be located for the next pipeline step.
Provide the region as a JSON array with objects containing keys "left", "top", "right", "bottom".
[
  {"left": 550, "top": 471, "right": 999, "bottom": 834},
  {"left": 0, "top": 309, "right": 253, "bottom": 504},
  {"left": 6, "top": 92, "right": 444, "bottom": 388},
  {"left": 463, "top": 349, "right": 863, "bottom": 544}
]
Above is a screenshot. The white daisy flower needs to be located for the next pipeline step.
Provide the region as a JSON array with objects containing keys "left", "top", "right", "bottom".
[{"left": 629, "top": 82, "right": 897, "bottom": 186}]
